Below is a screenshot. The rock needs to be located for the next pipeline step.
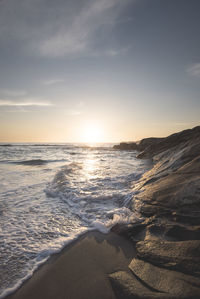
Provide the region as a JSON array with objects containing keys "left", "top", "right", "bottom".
[
  {"left": 112, "top": 126, "right": 200, "bottom": 299},
  {"left": 142, "top": 222, "right": 200, "bottom": 241},
  {"left": 136, "top": 150, "right": 151, "bottom": 159},
  {"left": 138, "top": 137, "right": 164, "bottom": 152},
  {"left": 114, "top": 126, "right": 200, "bottom": 158},
  {"left": 164, "top": 224, "right": 200, "bottom": 241},
  {"left": 111, "top": 222, "right": 147, "bottom": 241},
  {"left": 137, "top": 126, "right": 200, "bottom": 158},
  {"left": 113, "top": 142, "right": 138, "bottom": 150},
  {"left": 170, "top": 211, "right": 200, "bottom": 226},
  {"left": 129, "top": 258, "right": 200, "bottom": 298},
  {"left": 140, "top": 203, "right": 172, "bottom": 217},
  {"left": 133, "top": 153, "right": 200, "bottom": 224},
  {"left": 109, "top": 271, "right": 172, "bottom": 298},
  {"left": 136, "top": 239, "right": 200, "bottom": 276}
]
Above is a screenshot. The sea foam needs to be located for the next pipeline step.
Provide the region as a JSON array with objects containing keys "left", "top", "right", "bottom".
[{"left": 0, "top": 143, "right": 151, "bottom": 298}]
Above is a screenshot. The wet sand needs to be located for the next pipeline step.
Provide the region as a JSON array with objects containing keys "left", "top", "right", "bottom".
[{"left": 7, "top": 231, "right": 135, "bottom": 299}]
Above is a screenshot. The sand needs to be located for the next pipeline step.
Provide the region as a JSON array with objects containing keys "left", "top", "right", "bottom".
[{"left": 7, "top": 231, "right": 135, "bottom": 299}]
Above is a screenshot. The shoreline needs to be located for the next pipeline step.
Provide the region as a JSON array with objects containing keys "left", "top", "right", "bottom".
[
  {"left": 6, "top": 231, "right": 135, "bottom": 299},
  {"left": 4, "top": 125, "right": 200, "bottom": 299}
]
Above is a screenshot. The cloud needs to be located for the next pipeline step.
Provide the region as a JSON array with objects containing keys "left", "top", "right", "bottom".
[
  {"left": 0, "top": 0, "right": 131, "bottom": 58},
  {"left": 65, "top": 109, "right": 81, "bottom": 116},
  {"left": 187, "top": 63, "right": 200, "bottom": 77},
  {"left": 38, "top": 0, "right": 130, "bottom": 57},
  {"left": 42, "top": 79, "right": 65, "bottom": 85},
  {"left": 0, "top": 100, "right": 53, "bottom": 107}
]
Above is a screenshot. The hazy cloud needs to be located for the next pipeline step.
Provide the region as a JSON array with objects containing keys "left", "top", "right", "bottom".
[
  {"left": 0, "top": 100, "right": 53, "bottom": 107},
  {"left": 65, "top": 109, "right": 82, "bottom": 116},
  {"left": 187, "top": 63, "right": 200, "bottom": 77},
  {"left": 42, "top": 79, "right": 65, "bottom": 85}
]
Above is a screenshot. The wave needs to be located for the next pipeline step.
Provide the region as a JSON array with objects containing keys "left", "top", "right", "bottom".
[
  {"left": 79, "top": 146, "right": 114, "bottom": 151},
  {"left": 0, "top": 144, "right": 12, "bottom": 147},
  {"left": 45, "top": 161, "right": 141, "bottom": 233},
  {"left": 0, "top": 143, "right": 114, "bottom": 151},
  {"left": 15, "top": 159, "right": 48, "bottom": 165},
  {"left": 50, "top": 162, "right": 83, "bottom": 187},
  {"left": 9, "top": 159, "right": 67, "bottom": 166},
  {"left": 0, "top": 144, "right": 75, "bottom": 149}
]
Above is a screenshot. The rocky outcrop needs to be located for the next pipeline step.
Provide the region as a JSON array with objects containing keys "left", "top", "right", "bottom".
[
  {"left": 137, "top": 126, "right": 200, "bottom": 158},
  {"left": 110, "top": 125, "right": 200, "bottom": 298},
  {"left": 132, "top": 133, "right": 200, "bottom": 223},
  {"left": 114, "top": 125, "right": 200, "bottom": 156},
  {"left": 113, "top": 142, "right": 138, "bottom": 150}
]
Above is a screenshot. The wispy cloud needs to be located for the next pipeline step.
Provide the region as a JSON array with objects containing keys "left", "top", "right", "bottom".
[
  {"left": 38, "top": 0, "right": 118, "bottom": 57},
  {"left": 187, "top": 63, "right": 200, "bottom": 77},
  {"left": 65, "top": 109, "right": 82, "bottom": 116},
  {"left": 0, "top": 0, "right": 131, "bottom": 58},
  {"left": 0, "top": 100, "right": 53, "bottom": 107},
  {"left": 42, "top": 79, "right": 65, "bottom": 85}
]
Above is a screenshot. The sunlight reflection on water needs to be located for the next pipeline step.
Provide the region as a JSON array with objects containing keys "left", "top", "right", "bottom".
[
  {"left": 0, "top": 144, "right": 152, "bottom": 298},
  {"left": 83, "top": 153, "right": 97, "bottom": 178}
]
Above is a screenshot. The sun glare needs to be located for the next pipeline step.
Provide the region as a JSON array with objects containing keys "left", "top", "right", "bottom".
[{"left": 82, "top": 123, "right": 103, "bottom": 144}]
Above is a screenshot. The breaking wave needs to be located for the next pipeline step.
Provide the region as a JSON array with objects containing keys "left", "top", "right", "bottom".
[
  {"left": 0, "top": 159, "right": 68, "bottom": 166},
  {"left": 0, "top": 144, "right": 151, "bottom": 298}
]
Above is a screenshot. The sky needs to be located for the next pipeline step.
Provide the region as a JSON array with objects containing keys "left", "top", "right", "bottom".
[{"left": 0, "top": 0, "right": 200, "bottom": 143}]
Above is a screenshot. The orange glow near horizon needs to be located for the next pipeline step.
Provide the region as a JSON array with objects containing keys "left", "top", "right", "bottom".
[{"left": 0, "top": 117, "right": 198, "bottom": 144}]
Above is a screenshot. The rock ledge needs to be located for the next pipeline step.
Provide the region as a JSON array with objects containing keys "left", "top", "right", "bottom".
[{"left": 111, "top": 126, "right": 200, "bottom": 298}]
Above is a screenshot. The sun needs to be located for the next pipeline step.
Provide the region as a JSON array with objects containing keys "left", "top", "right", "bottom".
[{"left": 82, "top": 123, "right": 103, "bottom": 143}]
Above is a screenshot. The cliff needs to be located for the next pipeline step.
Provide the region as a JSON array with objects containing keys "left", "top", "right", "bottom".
[{"left": 111, "top": 126, "right": 200, "bottom": 298}]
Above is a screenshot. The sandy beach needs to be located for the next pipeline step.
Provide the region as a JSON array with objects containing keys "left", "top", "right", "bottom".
[
  {"left": 7, "top": 231, "right": 135, "bottom": 299},
  {"left": 3, "top": 126, "right": 200, "bottom": 299}
]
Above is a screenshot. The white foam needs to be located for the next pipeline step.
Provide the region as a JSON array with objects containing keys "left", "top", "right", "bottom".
[
  {"left": 0, "top": 144, "right": 150, "bottom": 298},
  {"left": 0, "top": 227, "right": 89, "bottom": 299},
  {"left": 92, "top": 220, "right": 110, "bottom": 234},
  {"left": 107, "top": 207, "right": 141, "bottom": 228},
  {"left": 0, "top": 256, "right": 49, "bottom": 299}
]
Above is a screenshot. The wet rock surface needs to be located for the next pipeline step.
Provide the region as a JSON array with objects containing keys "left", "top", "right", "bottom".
[
  {"left": 111, "top": 126, "right": 200, "bottom": 298},
  {"left": 136, "top": 239, "right": 200, "bottom": 275}
]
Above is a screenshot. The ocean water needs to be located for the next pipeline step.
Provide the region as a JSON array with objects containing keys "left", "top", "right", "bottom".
[{"left": 0, "top": 143, "right": 151, "bottom": 298}]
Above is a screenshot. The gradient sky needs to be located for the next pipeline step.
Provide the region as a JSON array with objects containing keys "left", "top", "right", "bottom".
[{"left": 0, "top": 0, "right": 200, "bottom": 142}]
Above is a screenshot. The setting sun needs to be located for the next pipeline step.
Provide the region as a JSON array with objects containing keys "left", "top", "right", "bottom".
[{"left": 82, "top": 123, "right": 103, "bottom": 143}]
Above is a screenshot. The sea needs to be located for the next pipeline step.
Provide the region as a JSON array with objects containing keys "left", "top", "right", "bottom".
[{"left": 0, "top": 143, "right": 151, "bottom": 298}]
